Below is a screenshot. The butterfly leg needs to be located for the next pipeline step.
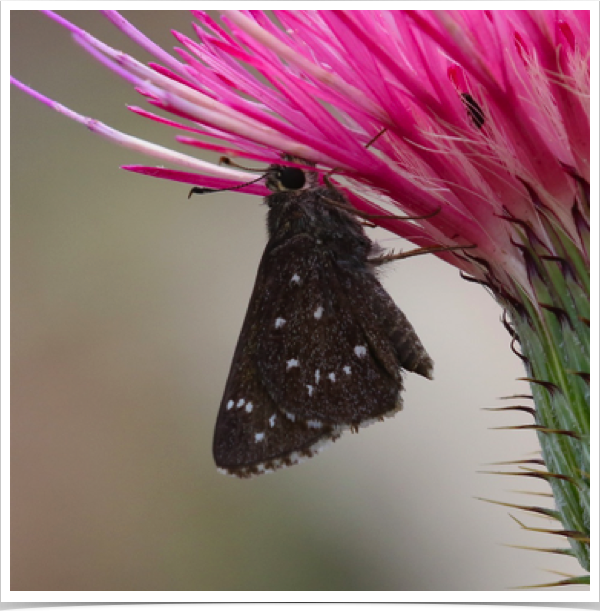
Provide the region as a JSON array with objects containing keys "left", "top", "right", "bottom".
[
  {"left": 320, "top": 183, "right": 443, "bottom": 223},
  {"left": 369, "top": 244, "right": 475, "bottom": 266}
]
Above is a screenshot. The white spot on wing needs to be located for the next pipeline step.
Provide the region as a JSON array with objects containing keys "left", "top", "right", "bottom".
[
  {"left": 286, "top": 358, "right": 299, "bottom": 370},
  {"left": 291, "top": 273, "right": 301, "bottom": 285},
  {"left": 307, "top": 384, "right": 314, "bottom": 397},
  {"left": 275, "top": 318, "right": 286, "bottom": 329},
  {"left": 307, "top": 420, "right": 323, "bottom": 429},
  {"left": 315, "top": 369, "right": 320, "bottom": 384},
  {"left": 254, "top": 432, "right": 265, "bottom": 443},
  {"left": 245, "top": 402, "right": 253, "bottom": 413},
  {"left": 314, "top": 306, "right": 323, "bottom": 320},
  {"left": 343, "top": 365, "right": 352, "bottom": 375},
  {"left": 285, "top": 412, "right": 296, "bottom": 423},
  {"left": 354, "top": 345, "right": 367, "bottom": 358},
  {"left": 269, "top": 413, "right": 277, "bottom": 427},
  {"left": 329, "top": 372, "right": 336, "bottom": 382},
  {"left": 237, "top": 398, "right": 245, "bottom": 408},
  {"left": 226, "top": 400, "right": 234, "bottom": 410}
]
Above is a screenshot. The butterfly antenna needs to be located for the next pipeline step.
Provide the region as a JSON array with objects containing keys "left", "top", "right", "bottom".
[
  {"left": 326, "top": 127, "right": 388, "bottom": 181},
  {"left": 219, "top": 157, "right": 269, "bottom": 172},
  {"left": 188, "top": 173, "right": 267, "bottom": 198},
  {"left": 364, "top": 127, "right": 388, "bottom": 149}
]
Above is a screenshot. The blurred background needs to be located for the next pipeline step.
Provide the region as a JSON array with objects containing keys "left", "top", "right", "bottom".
[{"left": 10, "top": 10, "right": 583, "bottom": 591}]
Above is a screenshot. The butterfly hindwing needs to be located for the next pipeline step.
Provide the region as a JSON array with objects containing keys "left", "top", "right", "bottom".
[{"left": 255, "top": 232, "right": 406, "bottom": 427}]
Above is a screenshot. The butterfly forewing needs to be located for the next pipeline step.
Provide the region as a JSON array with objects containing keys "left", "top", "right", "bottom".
[{"left": 213, "top": 254, "right": 340, "bottom": 477}]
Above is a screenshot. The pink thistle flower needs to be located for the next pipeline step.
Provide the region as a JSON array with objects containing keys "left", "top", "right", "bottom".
[
  {"left": 11, "top": 10, "right": 591, "bottom": 585},
  {"left": 11, "top": 11, "right": 589, "bottom": 300}
]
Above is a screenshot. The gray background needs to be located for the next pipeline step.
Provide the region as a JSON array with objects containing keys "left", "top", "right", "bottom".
[{"left": 10, "top": 11, "right": 586, "bottom": 591}]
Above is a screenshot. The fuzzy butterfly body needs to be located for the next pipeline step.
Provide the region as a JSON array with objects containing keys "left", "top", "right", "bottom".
[{"left": 213, "top": 163, "right": 433, "bottom": 477}]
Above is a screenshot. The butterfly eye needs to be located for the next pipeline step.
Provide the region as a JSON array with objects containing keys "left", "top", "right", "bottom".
[{"left": 278, "top": 166, "right": 306, "bottom": 190}]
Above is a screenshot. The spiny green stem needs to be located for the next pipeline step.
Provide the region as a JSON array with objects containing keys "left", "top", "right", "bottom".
[{"left": 500, "top": 184, "right": 590, "bottom": 574}]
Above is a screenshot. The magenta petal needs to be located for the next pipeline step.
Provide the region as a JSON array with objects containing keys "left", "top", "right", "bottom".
[
  {"left": 13, "top": 10, "right": 589, "bottom": 287},
  {"left": 123, "top": 165, "right": 269, "bottom": 197}
]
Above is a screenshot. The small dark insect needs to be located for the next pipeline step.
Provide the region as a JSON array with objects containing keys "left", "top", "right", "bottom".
[
  {"left": 207, "top": 161, "right": 434, "bottom": 477},
  {"left": 461, "top": 93, "right": 486, "bottom": 129}
]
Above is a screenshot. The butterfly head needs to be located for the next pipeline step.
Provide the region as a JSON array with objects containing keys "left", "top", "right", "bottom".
[{"left": 265, "top": 157, "right": 319, "bottom": 193}]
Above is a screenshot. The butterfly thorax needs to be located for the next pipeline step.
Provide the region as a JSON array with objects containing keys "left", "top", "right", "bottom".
[{"left": 265, "top": 186, "right": 373, "bottom": 268}]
